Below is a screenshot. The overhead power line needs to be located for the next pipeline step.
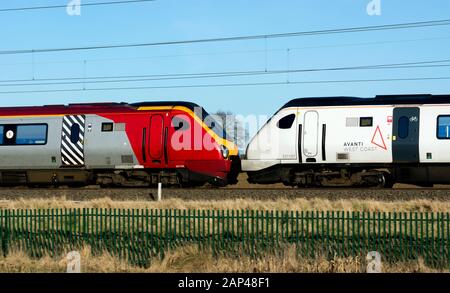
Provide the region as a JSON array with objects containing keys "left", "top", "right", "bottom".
[
  {"left": 0, "top": 58, "right": 449, "bottom": 86},
  {"left": 0, "top": 0, "right": 155, "bottom": 13},
  {"left": 0, "top": 19, "right": 450, "bottom": 55},
  {"left": 1, "top": 35, "right": 448, "bottom": 67},
  {"left": 0, "top": 76, "right": 449, "bottom": 94}
]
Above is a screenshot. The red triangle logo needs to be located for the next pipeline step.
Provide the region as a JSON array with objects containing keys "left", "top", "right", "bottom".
[{"left": 371, "top": 125, "right": 387, "bottom": 150}]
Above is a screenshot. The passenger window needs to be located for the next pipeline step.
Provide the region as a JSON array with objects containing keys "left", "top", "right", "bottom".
[
  {"left": 277, "top": 114, "right": 296, "bottom": 129},
  {"left": 70, "top": 123, "right": 80, "bottom": 144},
  {"left": 16, "top": 124, "right": 48, "bottom": 145},
  {"left": 398, "top": 116, "right": 409, "bottom": 139},
  {"left": 437, "top": 116, "right": 450, "bottom": 139},
  {"left": 0, "top": 126, "right": 3, "bottom": 145},
  {"left": 172, "top": 116, "right": 190, "bottom": 131}
]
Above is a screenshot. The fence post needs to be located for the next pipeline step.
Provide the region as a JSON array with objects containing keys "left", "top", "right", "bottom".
[
  {"left": 446, "top": 212, "right": 449, "bottom": 269},
  {"left": 425, "top": 213, "right": 429, "bottom": 264},
  {"left": 409, "top": 212, "right": 413, "bottom": 260},
  {"left": 0, "top": 210, "right": 3, "bottom": 257},
  {"left": 306, "top": 211, "right": 310, "bottom": 258},
  {"left": 159, "top": 209, "right": 163, "bottom": 260},
  {"left": 275, "top": 211, "right": 279, "bottom": 257},
  {"left": 353, "top": 212, "right": 357, "bottom": 259},
  {"left": 4, "top": 210, "right": 9, "bottom": 257},
  {"left": 296, "top": 211, "right": 299, "bottom": 257},
  {"left": 250, "top": 210, "right": 254, "bottom": 258},
  {"left": 326, "top": 211, "right": 329, "bottom": 259},
  {"left": 387, "top": 212, "right": 391, "bottom": 261},
  {"left": 241, "top": 210, "right": 245, "bottom": 255},
  {"left": 441, "top": 212, "right": 446, "bottom": 268},
  {"left": 266, "top": 210, "right": 269, "bottom": 255},
  {"left": 414, "top": 212, "right": 418, "bottom": 261},
  {"left": 361, "top": 212, "right": 365, "bottom": 258},
  {"left": 213, "top": 209, "right": 216, "bottom": 256},
  {"left": 431, "top": 212, "right": 435, "bottom": 267},
  {"left": 311, "top": 211, "right": 315, "bottom": 258},
  {"left": 207, "top": 210, "right": 211, "bottom": 254}
]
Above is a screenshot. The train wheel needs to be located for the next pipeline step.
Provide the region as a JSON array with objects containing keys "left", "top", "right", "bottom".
[{"left": 378, "top": 172, "right": 395, "bottom": 188}]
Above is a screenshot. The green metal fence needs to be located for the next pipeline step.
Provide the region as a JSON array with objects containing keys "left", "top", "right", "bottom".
[{"left": 0, "top": 209, "right": 449, "bottom": 268}]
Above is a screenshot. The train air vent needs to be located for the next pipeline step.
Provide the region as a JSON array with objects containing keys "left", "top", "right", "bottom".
[
  {"left": 115, "top": 123, "right": 126, "bottom": 131},
  {"left": 346, "top": 118, "right": 359, "bottom": 127},
  {"left": 2, "top": 172, "right": 27, "bottom": 184},
  {"left": 336, "top": 153, "right": 350, "bottom": 160},
  {"left": 121, "top": 155, "right": 134, "bottom": 164}
]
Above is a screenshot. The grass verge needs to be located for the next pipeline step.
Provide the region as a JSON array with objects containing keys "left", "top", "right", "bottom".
[
  {"left": 0, "top": 197, "right": 449, "bottom": 212},
  {"left": 0, "top": 246, "right": 446, "bottom": 273}
]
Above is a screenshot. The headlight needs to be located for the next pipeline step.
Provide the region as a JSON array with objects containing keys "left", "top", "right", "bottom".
[{"left": 221, "top": 145, "right": 229, "bottom": 159}]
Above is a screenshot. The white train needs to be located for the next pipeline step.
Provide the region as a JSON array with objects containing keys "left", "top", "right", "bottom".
[{"left": 242, "top": 95, "right": 450, "bottom": 187}]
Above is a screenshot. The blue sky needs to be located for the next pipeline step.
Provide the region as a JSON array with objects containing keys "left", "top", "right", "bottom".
[{"left": 0, "top": 0, "right": 449, "bottom": 116}]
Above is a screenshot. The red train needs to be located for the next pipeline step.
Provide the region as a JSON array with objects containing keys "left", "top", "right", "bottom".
[{"left": 0, "top": 101, "right": 240, "bottom": 187}]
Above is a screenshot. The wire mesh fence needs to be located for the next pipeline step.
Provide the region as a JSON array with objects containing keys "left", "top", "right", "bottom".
[{"left": 0, "top": 209, "right": 448, "bottom": 268}]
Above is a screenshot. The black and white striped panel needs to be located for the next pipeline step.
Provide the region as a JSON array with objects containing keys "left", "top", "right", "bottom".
[{"left": 61, "top": 115, "right": 86, "bottom": 166}]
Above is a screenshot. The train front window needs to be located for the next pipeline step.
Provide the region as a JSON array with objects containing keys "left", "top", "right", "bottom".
[
  {"left": 0, "top": 126, "right": 3, "bottom": 145},
  {"left": 201, "top": 109, "right": 227, "bottom": 139},
  {"left": 437, "top": 116, "right": 450, "bottom": 139},
  {"left": 277, "top": 114, "right": 296, "bottom": 129}
]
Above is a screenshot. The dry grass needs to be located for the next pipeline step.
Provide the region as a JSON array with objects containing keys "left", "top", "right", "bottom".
[
  {"left": 0, "top": 245, "right": 445, "bottom": 273},
  {"left": 0, "top": 196, "right": 449, "bottom": 213}
]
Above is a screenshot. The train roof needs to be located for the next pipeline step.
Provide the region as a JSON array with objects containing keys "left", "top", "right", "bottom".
[
  {"left": 130, "top": 101, "right": 201, "bottom": 111},
  {"left": 281, "top": 94, "right": 450, "bottom": 109},
  {"left": 0, "top": 101, "right": 202, "bottom": 116}
]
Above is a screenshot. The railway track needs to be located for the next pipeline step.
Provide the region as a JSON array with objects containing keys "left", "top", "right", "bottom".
[{"left": 0, "top": 186, "right": 449, "bottom": 201}]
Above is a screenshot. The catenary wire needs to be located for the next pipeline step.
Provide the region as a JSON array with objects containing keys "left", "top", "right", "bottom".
[
  {"left": 0, "top": 0, "right": 155, "bottom": 13},
  {"left": 0, "top": 59, "right": 449, "bottom": 85},
  {"left": 0, "top": 19, "right": 450, "bottom": 55},
  {"left": 0, "top": 76, "right": 449, "bottom": 94}
]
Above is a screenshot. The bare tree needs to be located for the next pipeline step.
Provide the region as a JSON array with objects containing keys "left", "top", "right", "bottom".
[{"left": 213, "top": 110, "right": 249, "bottom": 153}]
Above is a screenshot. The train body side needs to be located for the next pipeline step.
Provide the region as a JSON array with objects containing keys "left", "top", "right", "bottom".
[
  {"left": 242, "top": 96, "right": 450, "bottom": 187},
  {"left": 0, "top": 103, "right": 240, "bottom": 187}
]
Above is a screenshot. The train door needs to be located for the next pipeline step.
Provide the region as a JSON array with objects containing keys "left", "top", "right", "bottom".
[
  {"left": 149, "top": 114, "right": 167, "bottom": 166},
  {"left": 303, "top": 111, "right": 319, "bottom": 161},
  {"left": 61, "top": 115, "right": 86, "bottom": 167},
  {"left": 392, "top": 107, "right": 420, "bottom": 163}
]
